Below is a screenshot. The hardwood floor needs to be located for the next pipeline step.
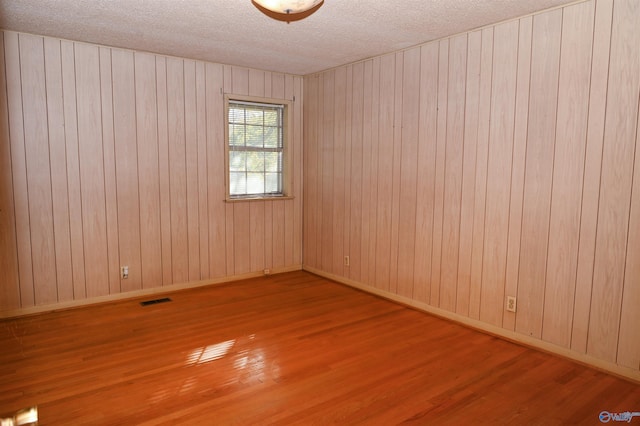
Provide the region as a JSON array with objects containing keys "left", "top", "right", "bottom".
[{"left": 1, "top": 271, "right": 639, "bottom": 425}]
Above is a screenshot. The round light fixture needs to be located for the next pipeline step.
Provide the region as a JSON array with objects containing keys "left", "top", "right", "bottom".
[{"left": 253, "top": 0, "right": 323, "bottom": 14}]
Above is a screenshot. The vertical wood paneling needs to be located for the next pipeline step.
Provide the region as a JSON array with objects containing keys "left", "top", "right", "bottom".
[
  {"left": 413, "top": 42, "right": 439, "bottom": 304},
  {"left": 479, "top": 21, "right": 518, "bottom": 327},
  {"left": 270, "top": 72, "right": 286, "bottom": 272},
  {"left": 195, "top": 62, "right": 209, "bottom": 279},
  {"left": 359, "top": 61, "right": 373, "bottom": 286},
  {"left": 456, "top": 30, "right": 481, "bottom": 316},
  {"left": 342, "top": 67, "right": 352, "bottom": 279},
  {"left": 332, "top": 67, "right": 346, "bottom": 276},
  {"left": 617, "top": 100, "right": 640, "bottom": 368},
  {"left": 75, "top": 42, "right": 110, "bottom": 298},
  {"left": 184, "top": 60, "right": 201, "bottom": 280},
  {"left": 516, "top": 10, "right": 562, "bottom": 339},
  {"left": 366, "top": 59, "right": 380, "bottom": 288},
  {"left": 20, "top": 34, "right": 57, "bottom": 305},
  {"left": 349, "top": 63, "right": 364, "bottom": 282},
  {"left": 468, "top": 28, "right": 493, "bottom": 320},
  {"left": 112, "top": 49, "right": 143, "bottom": 293},
  {"left": 249, "top": 69, "right": 265, "bottom": 273},
  {"left": 301, "top": 0, "right": 640, "bottom": 377},
  {"left": 374, "top": 54, "right": 395, "bottom": 292},
  {"left": 284, "top": 74, "right": 296, "bottom": 268},
  {"left": 588, "top": 0, "right": 640, "bottom": 363},
  {"left": 44, "top": 38, "right": 73, "bottom": 303},
  {"left": 206, "top": 62, "right": 226, "bottom": 279},
  {"left": 99, "top": 47, "right": 120, "bottom": 295},
  {"left": 542, "top": 2, "right": 594, "bottom": 347},
  {"left": 167, "top": 57, "right": 189, "bottom": 284},
  {"left": 503, "top": 16, "right": 533, "bottom": 332},
  {"left": 60, "top": 40, "right": 86, "bottom": 300},
  {"left": 431, "top": 40, "right": 448, "bottom": 307},
  {"left": 1, "top": 30, "right": 303, "bottom": 315},
  {"left": 156, "top": 56, "right": 173, "bottom": 286},
  {"left": 321, "top": 71, "right": 334, "bottom": 272},
  {"left": 16, "top": 34, "right": 57, "bottom": 306},
  {"left": 5, "top": 32, "right": 35, "bottom": 307},
  {"left": 388, "top": 52, "right": 403, "bottom": 293},
  {"left": 223, "top": 66, "right": 235, "bottom": 276},
  {"left": 440, "top": 34, "right": 467, "bottom": 312},
  {"left": 396, "top": 48, "right": 420, "bottom": 298},
  {"left": 572, "top": 0, "right": 612, "bottom": 354},
  {"left": 292, "top": 76, "right": 303, "bottom": 266},
  {"left": 0, "top": 32, "right": 20, "bottom": 310},
  {"left": 135, "top": 52, "right": 163, "bottom": 289},
  {"left": 303, "top": 74, "right": 318, "bottom": 269}
]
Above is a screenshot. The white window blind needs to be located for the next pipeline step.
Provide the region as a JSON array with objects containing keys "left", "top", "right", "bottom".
[{"left": 228, "top": 100, "right": 285, "bottom": 198}]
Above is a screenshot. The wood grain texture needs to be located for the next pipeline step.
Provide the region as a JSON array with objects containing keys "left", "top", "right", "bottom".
[
  {"left": 396, "top": 48, "right": 420, "bottom": 298},
  {"left": 502, "top": 16, "right": 532, "bottom": 332},
  {"left": 480, "top": 20, "right": 518, "bottom": 328},
  {"left": 99, "top": 48, "right": 121, "bottom": 296},
  {"left": 112, "top": 48, "right": 142, "bottom": 293},
  {"left": 0, "top": 32, "right": 20, "bottom": 310},
  {"left": 135, "top": 52, "right": 163, "bottom": 290},
  {"left": 5, "top": 32, "right": 35, "bottom": 308},
  {"left": 20, "top": 34, "right": 58, "bottom": 305},
  {"left": 516, "top": 9, "right": 562, "bottom": 339},
  {"left": 0, "top": 30, "right": 302, "bottom": 314},
  {"left": 302, "top": 0, "right": 639, "bottom": 376},
  {"left": 456, "top": 30, "right": 481, "bottom": 317},
  {"left": 75, "top": 42, "right": 110, "bottom": 298},
  {"left": 542, "top": 2, "right": 594, "bottom": 347},
  {"left": 1, "top": 271, "right": 638, "bottom": 425},
  {"left": 440, "top": 34, "right": 467, "bottom": 312},
  {"left": 588, "top": 0, "right": 640, "bottom": 363},
  {"left": 572, "top": 0, "right": 613, "bottom": 355}
]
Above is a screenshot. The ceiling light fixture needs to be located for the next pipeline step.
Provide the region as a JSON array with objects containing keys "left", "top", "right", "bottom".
[{"left": 253, "top": 0, "right": 323, "bottom": 15}]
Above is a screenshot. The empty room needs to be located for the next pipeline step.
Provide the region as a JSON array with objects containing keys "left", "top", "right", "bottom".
[{"left": 1, "top": 0, "right": 640, "bottom": 424}]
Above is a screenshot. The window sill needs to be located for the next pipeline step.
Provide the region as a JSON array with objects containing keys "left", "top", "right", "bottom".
[{"left": 224, "top": 195, "right": 294, "bottom": 203}]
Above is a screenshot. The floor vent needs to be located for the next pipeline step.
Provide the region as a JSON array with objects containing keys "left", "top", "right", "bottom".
[{"left": 140, "top": 297, "right": 172, "bottom": 306}]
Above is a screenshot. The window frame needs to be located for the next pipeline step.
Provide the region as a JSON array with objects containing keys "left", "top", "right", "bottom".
[{"left": 224, "top": 94, "right": 293, "bottom": 202}]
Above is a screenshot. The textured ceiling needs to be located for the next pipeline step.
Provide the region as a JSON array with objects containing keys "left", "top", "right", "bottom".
[{"left": 0, "top": 0, "right": 580, "bottom": 75}]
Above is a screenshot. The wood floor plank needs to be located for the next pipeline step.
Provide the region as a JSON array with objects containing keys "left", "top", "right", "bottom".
[{"left": 1, "top": 271, "right": 638, "bottom": 425}]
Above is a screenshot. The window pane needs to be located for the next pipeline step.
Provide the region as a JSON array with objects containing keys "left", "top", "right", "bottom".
[
  {"left": 246, "top": 124, "right": 264, "bottom": 147},
  {"left": 265, "top": 152, "right": 280, "bottom": 172},
  {"left": 246, "top": 151, "right": 265, "bottom": 172},
  {"left": 229, "top": 151, "right": 246, "bottom": 172},
  {"left": 229, "top": 172, "right": 246, "bottom": 195},
  {"left": 247, "top": 173, "right": 265, "bottom": 194},
  {"left": 229, "top": 107, "right": 244, "bottom": 124},
  {"left": 265, "top": 173, "right": 281, "bottom": 193},
  {"left": 227, "top": 99, "right": 285, "bottom": 198},
  {"left": 229, "top": 124, "right": 245, "bottom": 146},
  {"left": 264, "top": 109, "right": 278, "bottom": 126},
  {"left": 264, "top": 126, "right": 279, "bottom": 148},
  {"left": 246, "top": 108, "right": 263, "bottom": 125}
]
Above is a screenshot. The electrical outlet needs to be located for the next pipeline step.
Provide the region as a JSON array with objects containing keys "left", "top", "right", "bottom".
[
  {"left": 121, "top": 266, "right": 129, "bottom": 279},
  {"left": 264, "top": 268, "right": 271, "bottom": 276},
  {"left": 344, "top": 256, "right": 350, "bottom": 267},
  {"left": 506, "top": 296, "right": 516, "bottom": 313}
]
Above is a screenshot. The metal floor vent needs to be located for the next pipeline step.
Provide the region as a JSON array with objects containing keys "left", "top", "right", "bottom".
[{"left": 140, "top": 297, "right": 172, "bottom": 306}]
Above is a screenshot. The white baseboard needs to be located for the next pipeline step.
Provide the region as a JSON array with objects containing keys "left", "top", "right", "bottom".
[
  {"left": 302, "top": 265, "right": 640, "bottom": 385},
  {"left": 0, "top": 265, "right": 302, "bottom": 319}
]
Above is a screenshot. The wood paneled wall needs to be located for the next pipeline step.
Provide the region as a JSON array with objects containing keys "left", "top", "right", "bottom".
[
  {"left": 303, "top": 0, "right": 640, "bottom": 373},
  {"left": 0, "top": 31, "right": 303, "bottom": 313}
]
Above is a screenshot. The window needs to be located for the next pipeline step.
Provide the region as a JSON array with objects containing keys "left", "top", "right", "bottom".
[{"left": 225, "top": 95, "right": 290, "bottom": 200}]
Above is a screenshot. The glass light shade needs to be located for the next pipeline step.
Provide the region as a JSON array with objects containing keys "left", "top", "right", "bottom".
[{"left": 253, "top": 0, "right": 323, "bottom": 14}]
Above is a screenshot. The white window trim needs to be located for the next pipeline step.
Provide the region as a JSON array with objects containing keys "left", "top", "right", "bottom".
[{"left": 224, "top": 94, "right": 293, "bottom": 202}]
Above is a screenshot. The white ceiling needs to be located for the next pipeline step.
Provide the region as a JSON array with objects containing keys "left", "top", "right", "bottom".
[{"left": 0, "top": 0, "right": 581, "bottom": 76}]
